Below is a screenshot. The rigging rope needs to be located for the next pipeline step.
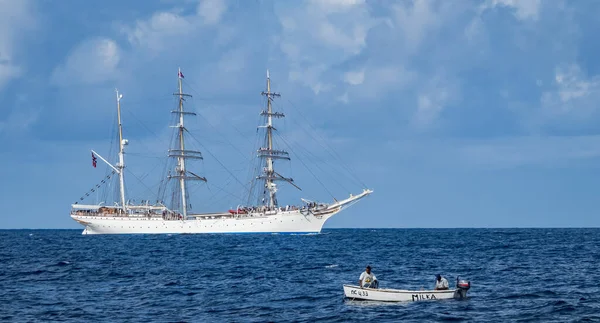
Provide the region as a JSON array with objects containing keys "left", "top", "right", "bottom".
[
  {"left": 203, "top": 176, "right": 247, "bottom": 207},
  {"left": 180, "top": 79, "right": 255, "bottom": 157},
  {"left": 157, "top": 108, "right": 179, "bottom": 202},
  {"left": 125, "top": 168, "right": 164, "bottom": 202},
  {"left": 184, "top": 128, "right": 251, "bottom": 195},
  {"left": 124, "top": 108, "right": 171, "bottom": 152},
  {"left": 280, "top": 132, "right": 352, "bottom": 193},
  {"left": 74, "top": 170, "right": 117, "bottom": 204},
  {"left": 283, "top": 99, "right": 369, "bottom": 189},
  {"left": 190, "top": 110, "right": 252, "bottom": 161},
  {"left": 174, "top": 79, "right": 262, "bottom": 205},
  {"left": 274, "top": 133, "right": 337, "bottom": 200}
]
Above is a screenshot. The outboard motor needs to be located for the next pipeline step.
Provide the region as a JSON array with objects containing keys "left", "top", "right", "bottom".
[{"left": 454, "top": 277, "right": 471, "bottom": 299}]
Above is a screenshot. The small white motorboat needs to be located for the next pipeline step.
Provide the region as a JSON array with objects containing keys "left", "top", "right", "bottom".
[{"left": 343, "top": 279, "right": 471, "bottom": 302}]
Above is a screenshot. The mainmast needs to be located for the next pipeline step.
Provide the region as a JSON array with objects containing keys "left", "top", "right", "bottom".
[
  {"left": 116, "top": 89, "right": 127, "bottom": 212},
  {"left": 257, "top": 70, "right": 298, "bottom": 208},
  {"left": 168, "top": 68, "right": 206, "bottom": 218}
]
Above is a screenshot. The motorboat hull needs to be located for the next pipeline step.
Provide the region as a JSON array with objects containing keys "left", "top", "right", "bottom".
[{"left": 343, "top": 284, "right": 466, "bottom": 302}]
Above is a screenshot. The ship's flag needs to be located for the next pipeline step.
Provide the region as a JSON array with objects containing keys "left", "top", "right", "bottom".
[
  {"left": 92, "top": 152, "right": 97, "bottom": 168},
  {"left": 178, "top": 70, "right": 184, "bottom": 79}
]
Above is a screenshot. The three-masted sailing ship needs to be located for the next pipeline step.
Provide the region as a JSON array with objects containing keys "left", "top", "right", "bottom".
[{"left": 70, "top": 69, "right": 372, "bottom": 234}]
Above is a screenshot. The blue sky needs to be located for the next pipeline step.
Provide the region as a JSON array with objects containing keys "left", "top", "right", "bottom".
[{"left": 2, "top": 0, "right": 600, "bottom": 229}]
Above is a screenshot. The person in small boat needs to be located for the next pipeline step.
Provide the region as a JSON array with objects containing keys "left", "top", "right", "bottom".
[
  {"left": 435, "top": 274, "right": 449, "bottom": 290},
  {"left": 359, "top": 265, "right": 378, "bottom": 288}
]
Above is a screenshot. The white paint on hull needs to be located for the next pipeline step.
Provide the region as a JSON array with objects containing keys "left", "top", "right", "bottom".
[
  {"left": 72, "top": 209, "right": 336, "bottom": 235},
  {"left": 343, "top": 285, "right": 461, "bottom": 302}
]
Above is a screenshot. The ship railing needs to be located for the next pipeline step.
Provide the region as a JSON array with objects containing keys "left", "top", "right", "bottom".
[{"left": 70, "top": 209, "right": 168, "bottom": 218}]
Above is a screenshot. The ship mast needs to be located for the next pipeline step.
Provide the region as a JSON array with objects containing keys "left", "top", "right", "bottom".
[
  {"left": 116, "top": 89, "right": 127, "bottom": 212},
  {"left": 168, "top": 68, "right": 206, "bottom": 218},
  {"left": 257, "top": 70, "right": 298, "bottom": 208}
]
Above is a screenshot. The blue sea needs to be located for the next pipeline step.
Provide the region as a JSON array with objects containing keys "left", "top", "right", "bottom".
[{"left": 1, "top": 228, "right": 599, "bottom": 322}]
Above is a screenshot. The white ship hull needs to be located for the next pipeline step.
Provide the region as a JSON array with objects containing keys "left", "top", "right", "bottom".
[
  {"left": 72, "top": 189, "right": 372, "bottom": 235},
  {"left": 72, "top": 208, "right": 337, "bottom": 235}
]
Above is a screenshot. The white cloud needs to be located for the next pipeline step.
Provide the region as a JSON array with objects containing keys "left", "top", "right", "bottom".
[
  {"left": 278, "top": 0, "right": 461, "bottom": 105},
  {"left": 0, "top": 64, "right": 20, "bottom": 91},
  {"left": 464, "top": 16, "right": 486, "bottom": 44},
  {"left": 44, "top": 0, "right": 581, "bottom": 136},
  {"left": 482, "top": 0, "right": 542, "bottom": 21},
  {"left": 414, "top": 86, "right": 451, "bottom": 127},
  {"left": 554, "top": 65, "right": 596, "bottom": 103},
  {"left": 384, "top": 135, "right": 600, "bottom": 170},
  {"left": 343, "top": 70, "right": 364, "bottom": 85},
  {"left": 317, "top": 20, "right": 367, "bottom": 54},
  {"left": 288, "top": 64, "right": 332, "bottom": 94},
  {"left": 197, "top": 0, "right": 227, "bottom": 25},
  {"left": 121, "top": 0, "right": 229, "bottom": 55},
  {"left": 364, "top": 66, "right": 415, "bottom": 97},
  {"left": 412, "top": 75, "right": 458, "bottom": 128},
  {"left": 392, "top": 0, "right": 441, "bottom": 54},
  {"left": 307, "top": 0, "right": 365, "bottom": 13},
  {"left": 458, "top": 135, "right": 600, "bottom": 169},
  {"left": 539, "top": 64, "right": 600, "bottom": 120},
  {"left": 217, "top": 48, "right": 247, "bottom": 73},
  {"left": 0, "top": 0, "right": 34, "bottom": 91},
  {"left": 276, "top": 0, "right": 376, "bottom": 94},
  {"left": 415, "top": 95, "right": 442, "bottom": 126},
  {"left": 52, "top": 38, "right": 121, "bottom": 86},
  {"left": 339, "top": 65, "right": 417, "bottom": 103},
  {"left": 0, "top": 94, "right": 40, "bottom": 135},
  {"left": 48, "top": 0, "right": 249, "bottom": 123},
  {"left": 123, "top": 11, "right": 194, "bottom": 54},
  {"left": 337, "top": 91, "right": 349, "bottom": 103},
  {"left": 53, "top": 0, "right": 228, "bottom": 88}
]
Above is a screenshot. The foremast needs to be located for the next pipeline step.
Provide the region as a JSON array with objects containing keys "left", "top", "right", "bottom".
[
  {"left": 82, "top": 90, "right": 129, "bottom": 212},
  {"left": 116, "top": 90, "right": 127, "bottom": 212},
  {"left": 168, "top": 68, "right": 206, "bottom": 218},
  {"left": 257, "top": 70, "right": 298, "bottom": 208}
]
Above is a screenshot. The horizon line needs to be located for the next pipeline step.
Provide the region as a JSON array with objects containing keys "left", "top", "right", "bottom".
[{"left": 1, "top": 227, "right": 599, "bottom": 230}]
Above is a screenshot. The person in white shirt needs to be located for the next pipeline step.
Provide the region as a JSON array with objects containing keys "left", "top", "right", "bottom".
[
  {"left": 435, "top": 274, "right": 449, "bottom": 290},
  {"left": 359, "top": 265, "right": 378, "bottom": 288}
]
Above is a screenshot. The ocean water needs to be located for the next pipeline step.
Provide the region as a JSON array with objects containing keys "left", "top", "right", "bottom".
[{"left": 1, "top": 228, "right": 599, "bottom": 322}]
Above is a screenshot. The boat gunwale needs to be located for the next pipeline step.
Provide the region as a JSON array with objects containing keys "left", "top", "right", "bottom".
[{"left": 343, "top": 284, "right": 457, "bottom": 294}]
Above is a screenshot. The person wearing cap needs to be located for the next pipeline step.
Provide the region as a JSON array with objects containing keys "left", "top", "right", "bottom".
[
  {"left": 359, "top": 265, "right": 378, "bottom": 288},
  {"left": 435, "top": 274, "right": 449, "bottom": 290}
]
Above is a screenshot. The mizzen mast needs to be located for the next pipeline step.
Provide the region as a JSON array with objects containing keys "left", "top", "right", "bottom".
[
  {"left": 116, "top": 89, "right": 127, "bottom": 212},
  {"left": 257, "top": 70, "right": 297, "bottom": 208},
  {"left": 168, "top": 68, "right": 206, "bottom": 218}
]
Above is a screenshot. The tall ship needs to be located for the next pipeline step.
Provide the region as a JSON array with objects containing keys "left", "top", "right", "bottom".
[{"left": 70, "top": 69, "right": 372, "bottom": 234}]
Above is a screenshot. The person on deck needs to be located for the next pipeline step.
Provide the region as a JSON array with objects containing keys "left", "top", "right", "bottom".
[
  {"left": 435, "top": 274, "right": 449, "bottom": 290},
  {"left": 359, "top": 265, "right": 378, "bottom": 288}
]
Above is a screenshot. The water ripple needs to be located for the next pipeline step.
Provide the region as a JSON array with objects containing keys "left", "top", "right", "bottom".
[{"left": 1, "top": 228, "right": 599, "bottom": 322}]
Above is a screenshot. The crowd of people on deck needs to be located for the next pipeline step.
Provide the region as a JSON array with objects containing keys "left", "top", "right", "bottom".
[
  {"left": 231, "top": 201, "right": 325, "bottom": 215},
  {"left": 74, "top": 201, "right": 329, "bottom": 220},
  {"left": 72, "top": 207, "right": 169, "bottom": 218},
  {"left": 72, "top": 208, "right": 127, "bottom": 217}
]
